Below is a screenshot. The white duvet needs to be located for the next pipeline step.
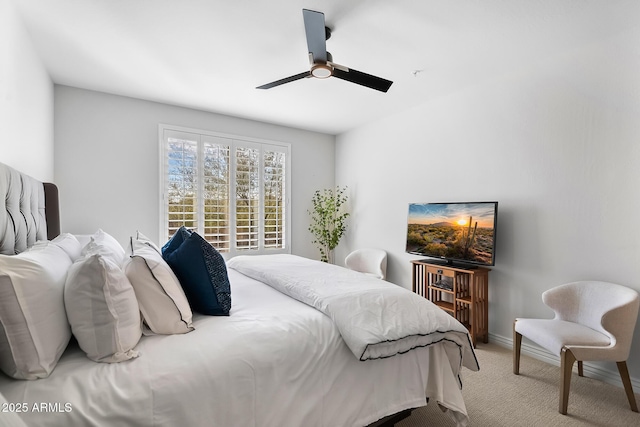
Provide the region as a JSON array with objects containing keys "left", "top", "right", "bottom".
[
  {"left": 228, "top": 254, "right": 478, "bottom": 369},
  {"left": 0, "top": 266, "right": 475, "bottom": 427}
]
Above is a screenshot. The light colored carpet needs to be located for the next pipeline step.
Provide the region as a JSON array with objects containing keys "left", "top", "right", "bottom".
[{"left": 397, "top": 343, "right": 640, "bottom": 426}]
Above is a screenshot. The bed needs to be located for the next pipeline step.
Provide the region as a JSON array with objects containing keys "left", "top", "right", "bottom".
[{"left": 0, "top": 161, "right": 479, "bottom": 427}]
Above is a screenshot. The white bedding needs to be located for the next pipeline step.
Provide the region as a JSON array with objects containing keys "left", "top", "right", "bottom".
[
  {"left": 0, "top": 269, "right": 472, "bottom": 427},
  {"left": 228, "top": 254, "right": 478, "bottom": 369}
]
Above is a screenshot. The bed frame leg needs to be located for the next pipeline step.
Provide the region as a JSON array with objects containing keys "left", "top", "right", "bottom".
[{"left": 365, "top": 409, "right": 414, "bottom": 427}]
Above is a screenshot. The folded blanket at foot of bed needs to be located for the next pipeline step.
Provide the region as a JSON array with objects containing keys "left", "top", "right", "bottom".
[{"left": 227, "top": 254, "right": 479, "bottom": 373}]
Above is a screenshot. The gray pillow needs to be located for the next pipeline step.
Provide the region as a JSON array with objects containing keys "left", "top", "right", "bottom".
[
  {"left": 0, "top": 243, "right": 73, "bottom": 379},
  {"left": 124, "top": 234, "right": 194, "bottom": 335},
  {"left": 65, "top": 253, "right": 141, "bottom": 363}
]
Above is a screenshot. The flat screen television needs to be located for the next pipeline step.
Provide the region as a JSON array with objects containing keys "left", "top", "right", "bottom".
[{"left": 405, "top": 201, "right": 498, "bottom": 267}]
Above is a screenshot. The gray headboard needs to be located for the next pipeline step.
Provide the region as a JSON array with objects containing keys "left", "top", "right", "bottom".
[{"left": 0, "top": 162, "right": 60, "bottom": 255}]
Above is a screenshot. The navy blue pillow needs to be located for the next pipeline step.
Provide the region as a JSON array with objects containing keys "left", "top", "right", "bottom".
[
  {"left": 162, "top": 228, "right": 231, "bottom": 316},
  {"left": 162, "top": 226, "right": 191, "bottom": 257}
]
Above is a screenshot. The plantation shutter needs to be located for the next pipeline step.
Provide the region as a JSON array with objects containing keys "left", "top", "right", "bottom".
[
  {"left": 161, "top": 125, "right": 290, "bottom": 257},
  {"left": 263, "top": 146, "right": 286, "bottom": 249},
  {"left": 164, "top": 130, "right": 199, "bottom": 238},
  {"left": 201, "top": 135, "right": 231, "bottom": 252},
  {"left": 234, "top": 143, "right": 260, "bottom": 251}
]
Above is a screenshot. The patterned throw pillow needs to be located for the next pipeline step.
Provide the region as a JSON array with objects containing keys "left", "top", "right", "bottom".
[{"left": 162, "top": 227, "right": 231, "bottom": 316}]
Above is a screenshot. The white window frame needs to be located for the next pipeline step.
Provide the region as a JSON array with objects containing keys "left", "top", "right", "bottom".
[{"left": 159, "top": 124, "right": 291, "bottom": 258}]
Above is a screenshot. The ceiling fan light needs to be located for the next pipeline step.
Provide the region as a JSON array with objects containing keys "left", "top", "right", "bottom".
[{"left": 311, "top": 64, "right": 332, "bottom": 78}]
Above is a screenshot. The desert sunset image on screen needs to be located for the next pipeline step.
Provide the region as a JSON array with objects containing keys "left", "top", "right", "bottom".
[{"left": 406, "top": 202, "right": 497, "bottom": 265}]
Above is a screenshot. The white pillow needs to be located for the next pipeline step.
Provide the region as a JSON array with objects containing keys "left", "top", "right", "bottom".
[
  {"left": 51, "top": 233, "right": 83, "bottom": 261},
  {"left": 124, "top": 235, "right": 194, "bottom": 335},
  {"left": 64, "top": 254, "right": 142, "bottom": 363},
  {"left": 132, "top": 230, "right": 162, "bottom": 254},
  {"left": 81, "top": 229, "right": 126, "bottom": 267},
  {"left": 74, "top": 234, "right": 92, "bottom": 248},
  {"left": 0, "top": 242, "right": 73, "bottom": 379}
]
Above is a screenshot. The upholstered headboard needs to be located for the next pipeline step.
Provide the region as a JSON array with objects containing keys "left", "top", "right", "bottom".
[{"left": 0, "top": 162, "right": 60, "bottom": 254}]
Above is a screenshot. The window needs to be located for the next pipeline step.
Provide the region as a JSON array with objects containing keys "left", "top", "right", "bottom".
[{"left": 160, "top": 125, "right": 290, "bottom": 257}]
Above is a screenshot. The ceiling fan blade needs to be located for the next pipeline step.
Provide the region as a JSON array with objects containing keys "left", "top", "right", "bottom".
[
  {"left": 256, "top": 71, "right": 311, "bottom": 89},
  {"left": 302, "top": 9, "right": 327, "bottom": 63},
  {"left": 332, "top": 67, "right": 393, "bottom": 93}
]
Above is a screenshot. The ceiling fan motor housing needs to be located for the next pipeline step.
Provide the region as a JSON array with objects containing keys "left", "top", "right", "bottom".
[{"left": 311, "top": 63, "right": 332, "bottom": 78}]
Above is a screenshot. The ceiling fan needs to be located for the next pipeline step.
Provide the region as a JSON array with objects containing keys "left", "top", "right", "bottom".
[{"left": 257, "top": 9, "right": 393, "bottom": 93}]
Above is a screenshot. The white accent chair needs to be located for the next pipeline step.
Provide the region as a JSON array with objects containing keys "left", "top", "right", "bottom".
[
  {"left": 344, "top": 249, "right": 387, "bottom": 280},
  {"left": 513, "top": 281, "right": 639, "bottom": 415}
]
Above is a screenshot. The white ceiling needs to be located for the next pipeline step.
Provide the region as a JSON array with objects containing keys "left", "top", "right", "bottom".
[{"left": 12, "top": 0, "right": 640, "bottom": 135}]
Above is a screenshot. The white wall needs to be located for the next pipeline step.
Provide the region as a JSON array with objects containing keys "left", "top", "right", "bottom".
[
  {"left": 54, "top": 86, "right": 335, "bottom": 257},
  {"left": 0, "top": 0, "right": 53, "bottom": 180},
  {"left": 336, "top": 30, "right": 640, "bottom": 384}
]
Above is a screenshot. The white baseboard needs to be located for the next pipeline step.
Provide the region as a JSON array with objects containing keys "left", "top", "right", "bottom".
[{"left": 488, "top": 332, "right": 640, "bottom": 392}]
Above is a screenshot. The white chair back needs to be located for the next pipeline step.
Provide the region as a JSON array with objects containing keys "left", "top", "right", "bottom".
[
  {"left": 542, "top": 280, "right": 639, "bottom": 360},
  {"left": 345, "top": 248, "right": 387, "bottom": 280}
]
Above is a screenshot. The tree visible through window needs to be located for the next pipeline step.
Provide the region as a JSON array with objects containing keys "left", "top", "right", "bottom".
[{"left": 161, "top": 126, "right": 290, "bottom": 256}]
